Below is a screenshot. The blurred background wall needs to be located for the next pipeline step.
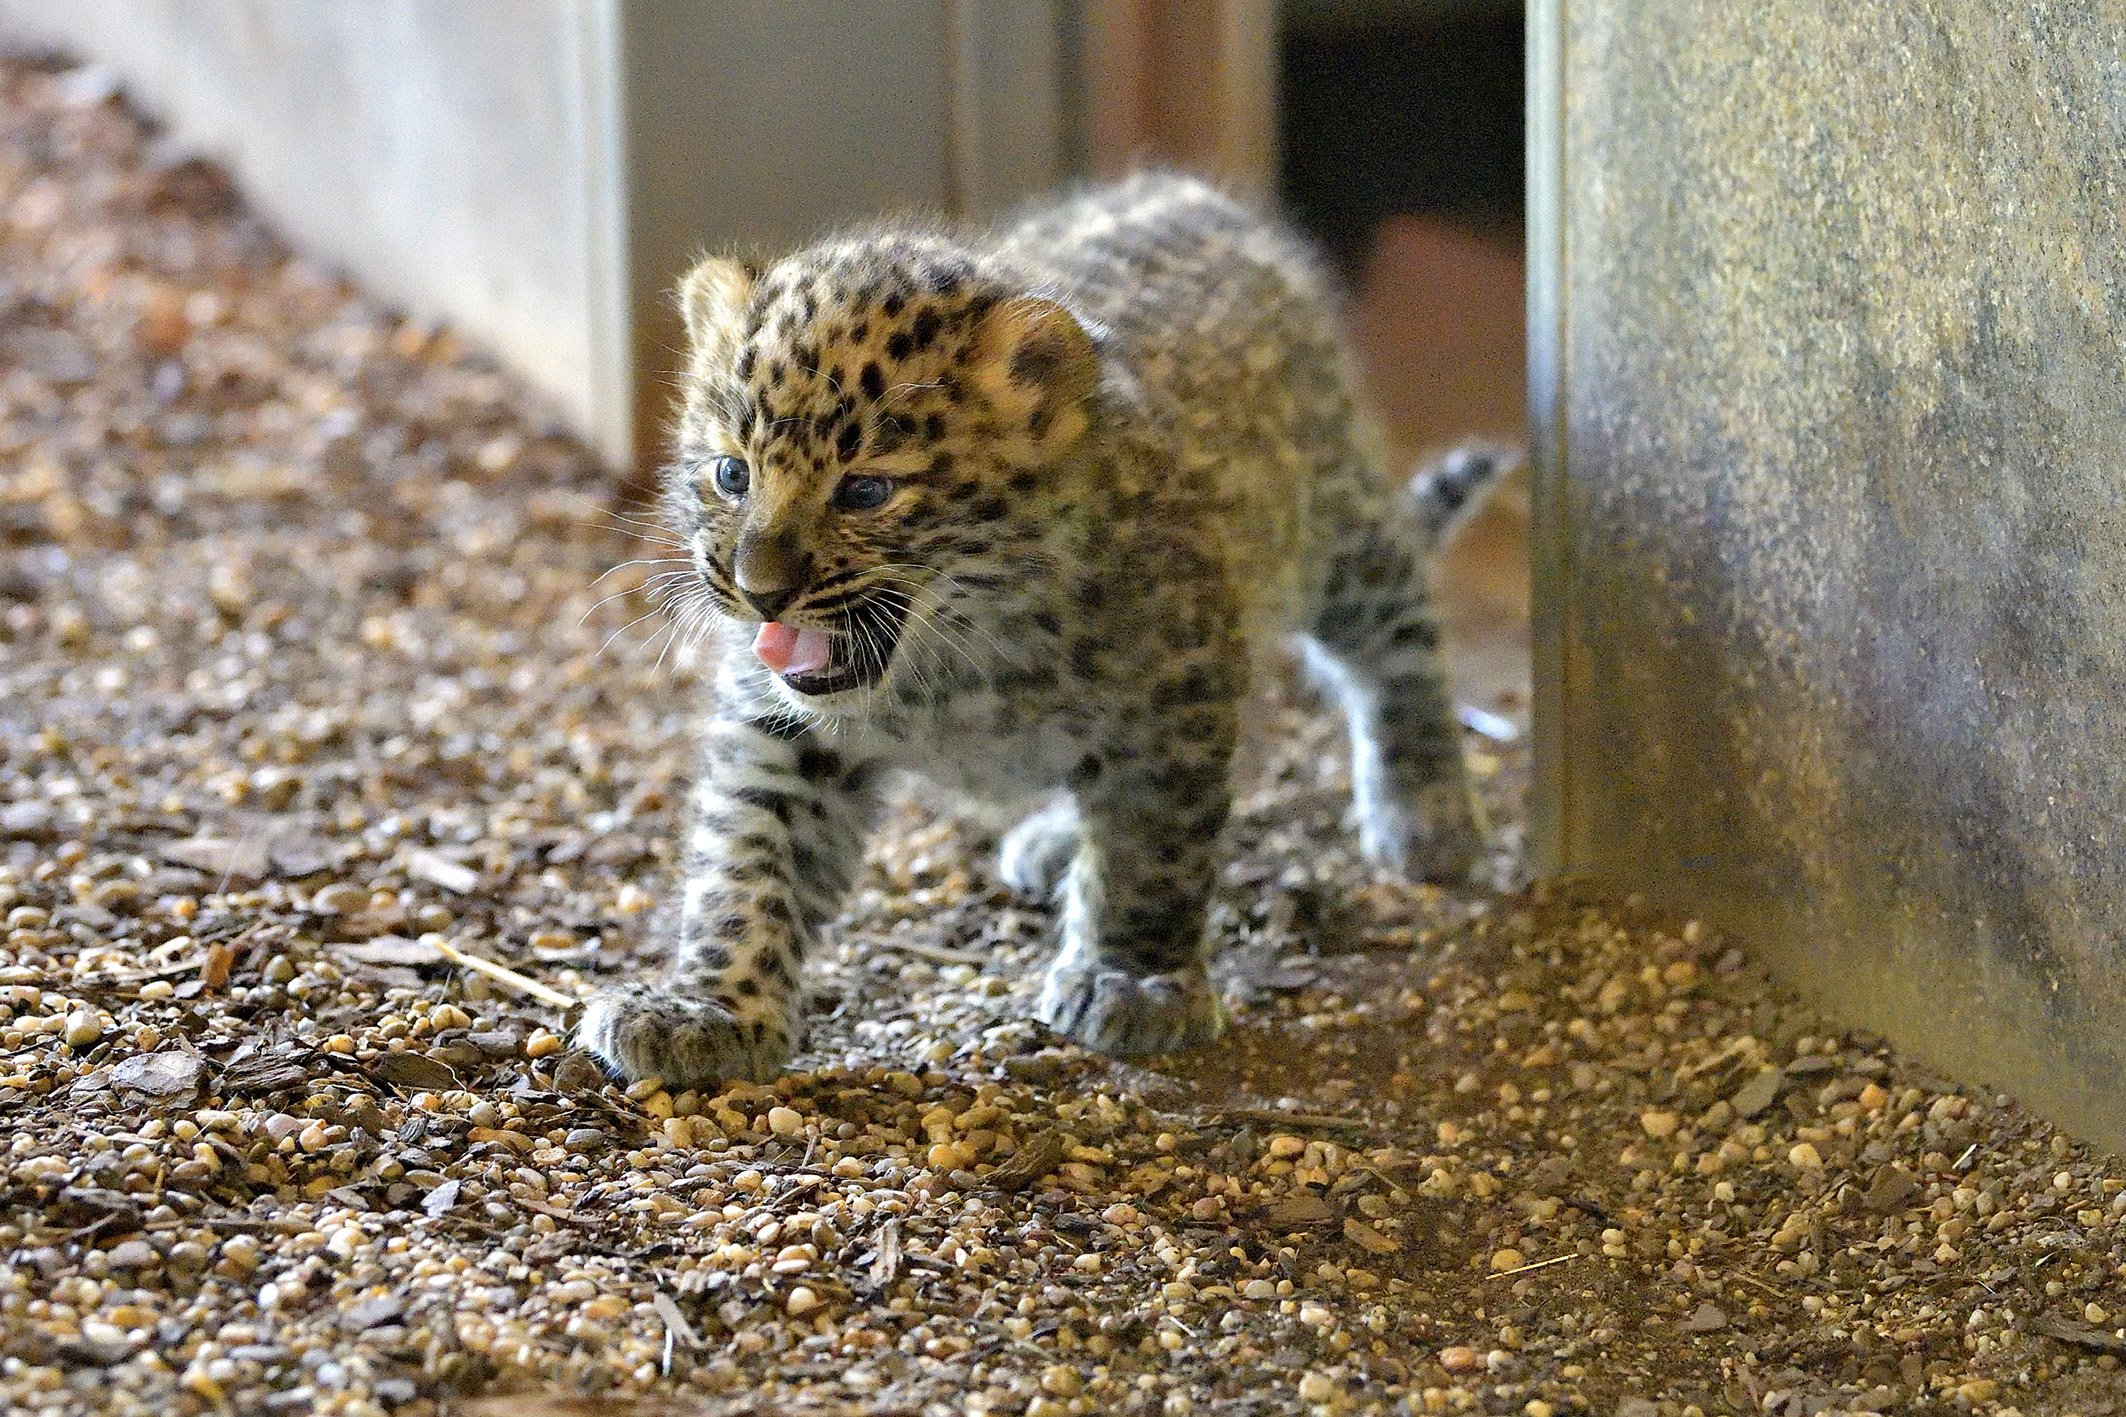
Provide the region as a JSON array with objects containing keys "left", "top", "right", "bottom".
[
  {"left": 0, "top": 0, "right": 636, "bottom": 463},
  {"left": 0, "top": 0, "right": 1526, "bottom": 476}
]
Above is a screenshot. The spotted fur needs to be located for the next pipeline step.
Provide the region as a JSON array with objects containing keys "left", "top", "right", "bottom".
[{"left": 577, "top": 173, "right": 1505, "bottom": 1088}]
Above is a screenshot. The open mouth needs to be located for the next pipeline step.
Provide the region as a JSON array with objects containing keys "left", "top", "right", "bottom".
[{"left": 750, "top": 595, "right": 910, "bottom": 697}]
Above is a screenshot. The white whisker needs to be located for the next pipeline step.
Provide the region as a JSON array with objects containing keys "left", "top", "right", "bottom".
[
  {"left": 590, "top": 556, "right": 692, "bottom": 587},
  {"left": 578, "top": 570, "right": 697, "bottom": 626}
]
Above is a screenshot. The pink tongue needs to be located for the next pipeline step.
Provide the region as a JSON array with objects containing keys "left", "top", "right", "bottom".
[{"left": 752, "top": 622, "right": 834, "bottom": 678}]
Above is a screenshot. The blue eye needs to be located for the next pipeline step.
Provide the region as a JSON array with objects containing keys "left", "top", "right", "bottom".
[
  {"left": 833, "top": 475, "right": 893, "bottom": 511},
  {"left": 709, "top": 456, "right": 750, "bottom": 499}
]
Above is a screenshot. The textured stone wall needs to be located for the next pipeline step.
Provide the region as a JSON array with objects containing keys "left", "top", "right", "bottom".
[{"left": 1533, "top": 2, "right": 2126, "bottom": 1148}]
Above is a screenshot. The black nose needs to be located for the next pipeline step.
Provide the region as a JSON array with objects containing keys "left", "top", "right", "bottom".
[
  {"left": 743, "top": 585, "right": 801, "bottom": 619},
  {"left": 733, "top": 532, "right": 811, "bottom": 620}
]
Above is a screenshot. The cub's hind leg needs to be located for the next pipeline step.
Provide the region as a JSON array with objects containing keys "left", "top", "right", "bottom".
[
  {"left": 1302, "top": 488, "right": 1487, "bottom": 882},
  {"left": 997, "top": 796, "right": 1078, "bottom": 899}
]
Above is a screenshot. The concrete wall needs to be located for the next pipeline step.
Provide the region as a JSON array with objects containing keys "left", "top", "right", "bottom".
[
  {"left": 1530, "top": 0, "right": 2126, "bottom": 1149},
  {"left": 0, "top": 0, "right": 1077, "bottom": 469},
  {"left": 0, "top": 0, "right": 632, "bottom": 462}
]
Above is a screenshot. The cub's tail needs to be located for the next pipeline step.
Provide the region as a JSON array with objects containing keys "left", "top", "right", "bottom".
[{"left": 1406, "top": 441, "right": 1522, "bottom": 549}]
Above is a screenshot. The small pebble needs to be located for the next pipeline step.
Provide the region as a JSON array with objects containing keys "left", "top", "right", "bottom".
[
  {"left": 107, "top": 1239, "right": 155, "bottom": 1271},
  {"left": 1683, "top": 1303, "right": 1728, "bottom": 1333},
  {"left": 62, "top": 1010, "right": 101, "bottom": 1048},
  {"left": 310, "top": 882, "right": 368, "bottom": 914},
  {"left": 1298, "top": 1371, "right": 1340, "bottom": 1405}
]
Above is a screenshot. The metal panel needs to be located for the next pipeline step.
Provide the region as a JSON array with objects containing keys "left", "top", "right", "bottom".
[
  {"left": 1533, "top": 0, "right": 2126, "bottom": 1147},
  {"left": 1525, "top": 0, "right": 1566, "bottom": 873}
]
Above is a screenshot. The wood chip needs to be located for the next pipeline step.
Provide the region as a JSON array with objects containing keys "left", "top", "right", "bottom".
[
  {"left": 1212, "top": 1108, "right": 1372, "bottom": 1137},
  {"left": 652, "top": 1292, "right": 703, "bottom": 1350},
  {"left": 52, "top": 1186, "right": 144, "bottom": 1229},
  {"left": 874, "top": 935, "right": 989, "bottom": 966},
  {"left": 459, "top": 1399, "right": 621, "bottom": 1417},
  {"left": 1728, "top": 1067, "right": 1785, "bottom": 1119},
  {"left": 218, "top": 1052, "right": 314, "bottom": 1096},
  {"left": 406, "top": 848, "right": 481, "bottom": 895},
  {"left": 986, "top": 1131, "right": 1066, "bottom": 1192},
  {"left": 331, "top": 936, "right": 445, "bottom": 968},
  {"left": 421, "top": 1178, "right": 463, "bottom": 1217},
  {"left": 869, "top": 1219, "right": 902, "bottom": 1285},
  {"left": 340, "top": 1293, "right": 406, "bottom": 1332},
  {"left": 2028, "top": 1313, "right": 2126, "bottom": 1356},
  {"left": 375, "top": 1051, "right": 459, "bottom": 1091},
  {"left": 468, "top": 1125, "right": 537, "bottom": 1154},
  {"left": 110, "top": 1051, "right": 204, "bottom": 1103},
  {"left": 268, "top": 840, "right": 335, "bottom": 877},
  {"left": 1682, "top": 1302, "right": 1729, "bottom": 1332},
  {"left": 160, "top": 836, "right": 268, "bottom": 882},
  {"left": 1260, "top": 1193, "right": 1340, "bottom": 1228},
  {"left": 200, "top": 942, "right": 235, "bottom": 990},
  {"left": 1342, "top": 1217, "right": 1401, "bottom": 1254},
  {"left": 1864, "top": 1164, "right": 1921, "bottom": 1214}
]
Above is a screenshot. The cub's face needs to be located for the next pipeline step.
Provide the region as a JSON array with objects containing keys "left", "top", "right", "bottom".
[{"left": 666, "top": 242, "right": 1096, "bottom": 712}]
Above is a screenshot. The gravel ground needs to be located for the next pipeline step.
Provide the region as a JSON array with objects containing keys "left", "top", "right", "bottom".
[{"left": 3, "top": 56, "right": 2125, "bottom": 1417}]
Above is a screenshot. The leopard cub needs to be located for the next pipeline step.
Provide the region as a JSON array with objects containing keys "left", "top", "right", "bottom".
[{"left": 578, "top": 173, "right": 1506, "bottom": 1089}]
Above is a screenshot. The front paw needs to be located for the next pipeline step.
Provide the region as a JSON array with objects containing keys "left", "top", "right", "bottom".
[
  {"left": 1360, "top": 781, "right": 1485, "bottom": 883},
  {"left": 575, "top": 984, "right": 795, "bottom": 1089},
  {"left": 1034, "top": 956, "right": 1223, "bottom": 1057}
]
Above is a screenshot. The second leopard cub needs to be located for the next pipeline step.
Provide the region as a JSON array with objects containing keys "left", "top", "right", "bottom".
[{"left": 580, "top": 173, "right": 1505, "bottom": 1089}]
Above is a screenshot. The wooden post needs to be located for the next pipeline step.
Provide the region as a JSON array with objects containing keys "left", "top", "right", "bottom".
[{"left": 1084, "top": 0, "right": 1278, "bottom": 191}]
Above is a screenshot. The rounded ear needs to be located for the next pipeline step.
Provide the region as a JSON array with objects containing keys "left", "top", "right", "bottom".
[
  {"left": 675, "top": 256, "right": 756, "bottom": 369},
  {"left": 970, "top": 296, "right": 1099, "bottom": 453}
]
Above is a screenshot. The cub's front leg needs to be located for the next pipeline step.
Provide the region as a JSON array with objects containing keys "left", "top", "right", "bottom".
[
  {"left": 1033, "top": 695, "right": 1239, "bottom": 1057},
  {"left": 578, "top": 716, "right": 878, "bottom": 1089}
]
